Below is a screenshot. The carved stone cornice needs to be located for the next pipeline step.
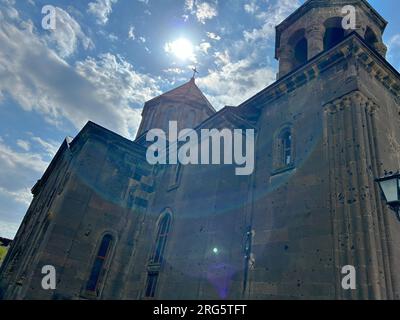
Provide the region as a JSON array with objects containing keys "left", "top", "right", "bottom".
[
  {"left": 346, "top": 41, "right": 398, "bottom": 94},
  {"left": 240, "top": 33, "right": 400, "bottom": 112},
  {"left": 323, "top": 91, "right": 379, "bottom": 114}
]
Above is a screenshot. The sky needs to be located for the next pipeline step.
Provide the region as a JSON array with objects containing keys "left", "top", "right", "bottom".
[{"left": 0, "top": 0, "right": 399, "bottom": 239}]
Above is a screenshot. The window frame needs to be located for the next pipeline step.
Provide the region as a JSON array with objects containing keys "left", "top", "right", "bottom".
[
  {"left": 272, "top": 125, "right": 295, "bottom": 175},
  {"left": 144, "top": 210, "right": 173, "bottom": 299},
  {"left": 150, "top": 212, "right": 172, "bottom": 265},
  {"left": 83, "top": 232, "right": 116, "bottom": 298},
  {"left": 144, "top": 272, "right": 159, "bottom": 298}
]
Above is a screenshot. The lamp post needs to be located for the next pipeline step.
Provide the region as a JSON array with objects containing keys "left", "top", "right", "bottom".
[{"left": 376, "top": 172, "right": 400, "bottom": 222}]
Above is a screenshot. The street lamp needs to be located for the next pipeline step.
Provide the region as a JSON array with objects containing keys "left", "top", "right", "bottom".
[{"left": 376, "top": 172, "right": 400, "bottom": 221}]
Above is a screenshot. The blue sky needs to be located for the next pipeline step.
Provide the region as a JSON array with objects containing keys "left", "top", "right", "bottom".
[{"left": 0, "top": 0, "right": 399, "bottom": 239}]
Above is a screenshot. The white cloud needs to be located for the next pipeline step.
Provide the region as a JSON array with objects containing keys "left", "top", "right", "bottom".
[
  {"left": 214, "top": 50, "right": 230, "bottom": 65},
  {"left": 199, "top": 42, "right": 211, "bottom": 54},
  {"left": 185, "top": 0, "right": 195, "bottom": 11},
  {"left": 244, "top": 1, "right": 259, "bottom": 14},
  {"left": 207, "top": 32, "right": 221, "bottom": 41},
  {"left": 0, "top": 139, "right": 48, "bottom": 174},
  {"left": 184, "top": 0, "right": 218, "bottom": 24},
  {"left": 0, "top": 135, "right": 60, "bottom": 239},
  {"left": 0, "top": 187, "right": 32, "bottom": 206},
  {"left": 75, "top": 53, "right": 161, "bottom": 135},
  {"left": 387, "top": 34, "right": 400, "bottom": 70},
  {"left": 0, "top": 221, "right": 22, "bottom": 239},
  {"left": 0, "top": 137, "right": 47, "bottom": 239},
  {"left": 16, "top": 139, "right": 30, "bottom": 151},
  {"left": 137, "top": 0, "right": 151, "bottom": 15},
  {"left": 45, "top": 7, "right": 94, "bottom": 58},
  {"left": 0, "top": 6, "right": 161, "bottom": 139},
  {"left": 128, "top": 25, "right": 136, "bottom": 40},
  {"left": 31, "top": 137, "right": 59, "bottom": 157},
  {"left": 164, "top": 68, "right": 186, "bottom": 74},
  {"left": 108, "top": 33, "right": 118, "bottom": 41},
  {"left": 0, "top": 134, "right": 62, "bottom": 239},
  {"left": 128, "top": 27, "right": 147, "bottom": 46},
  {"left": 197, "top": 51, "right": 276, "bottom": 108},
  {"left": 2, "top": 2, "right": 18, "bottom": 19},
  {"left": 196, "top": 2, "right": 218, "bottom": 24},
  {"left": 88, "top": 0, "right": 118, "bottom": 25},
  {"left": 243, "top": 0, "right": 300, "bottom": 42},
  {"left": 388, "top": 34, "right": 400, "bottom": 49}
]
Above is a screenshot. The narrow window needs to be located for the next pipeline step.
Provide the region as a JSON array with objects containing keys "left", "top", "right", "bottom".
[
  {"left": 86, "top": 234, "right": 113, "bottom": 293},
  {"left": 281, "top": 130, "right": 292, "bottom": 166},
  {"left": 145, "top": 272, "right": 159, "bottom": 298},
  {"left": 273, "top": 127, "right": 294, "bottom": 173},
  {"left": 151, "top": 214, "right": 171, "bottom": 264},
  {"left": 144, "top": 212, "right": 172, "bottom": 298}
]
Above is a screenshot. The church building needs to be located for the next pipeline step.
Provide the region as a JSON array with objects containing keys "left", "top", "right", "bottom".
[{"left": 1, "top": 0, "right": 400, "bottom": 300}]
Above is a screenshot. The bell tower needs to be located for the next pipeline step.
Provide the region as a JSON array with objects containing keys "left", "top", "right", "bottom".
[{"left": 275, "top": 0, "right": 387, "bottom": 78}]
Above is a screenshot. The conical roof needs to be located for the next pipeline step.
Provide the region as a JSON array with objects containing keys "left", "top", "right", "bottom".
[{"left": 146, "top": 78, "right": 215, "bottom": 112}]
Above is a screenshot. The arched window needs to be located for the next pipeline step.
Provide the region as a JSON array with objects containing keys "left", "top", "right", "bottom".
[
  {"left": 151, "top": 213, "right": 171, "bottom": 264},
  {"left": 288, "top": 29, "right": 308, "bottom": 69},
  {"left": 86, "top": 234, "right": 113, "bottom": 294},
  {"left": 324, "top": 18, "right": 345, "bottom": 51},
  {"left": 281, "top": 130, "right": 292, "bottom": 166},
  {"left": 273, "top": 127, "right": 294, "bottom": 173},
  {"left": 145, "top": 212, "right": 172, "bottom": 298}
]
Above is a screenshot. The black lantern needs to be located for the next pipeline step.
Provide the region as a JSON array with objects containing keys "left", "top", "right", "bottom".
[{"left": 376, "top": 172, "right": 400, "bottom": 221}]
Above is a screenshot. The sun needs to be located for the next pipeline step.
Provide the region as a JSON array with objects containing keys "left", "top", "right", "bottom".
[{"left": 168, "top": 38, "right": 194, "bottom": 60}]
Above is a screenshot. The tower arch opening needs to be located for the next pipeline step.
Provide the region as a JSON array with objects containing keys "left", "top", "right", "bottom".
[
  {"left": 323, "top": 17, "right": 345, "bottom": 51},
  {"left": 288, "top": 29, "right": 308, "bottom": 70}
]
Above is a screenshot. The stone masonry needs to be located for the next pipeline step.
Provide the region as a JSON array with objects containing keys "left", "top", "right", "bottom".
[{"left": 1, "top": 0, "right": 399, "bottom": 300}]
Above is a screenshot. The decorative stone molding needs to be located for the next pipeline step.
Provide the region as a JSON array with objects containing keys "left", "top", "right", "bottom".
[
  {"left": 240, "top": 34, "right": 400, "bottom": 109},
  {"left": 323, "top": 91, "right": 379, "bottom": 116},
  {"left": 242, "top": 34, "right": 400, "bottom": 114}
]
